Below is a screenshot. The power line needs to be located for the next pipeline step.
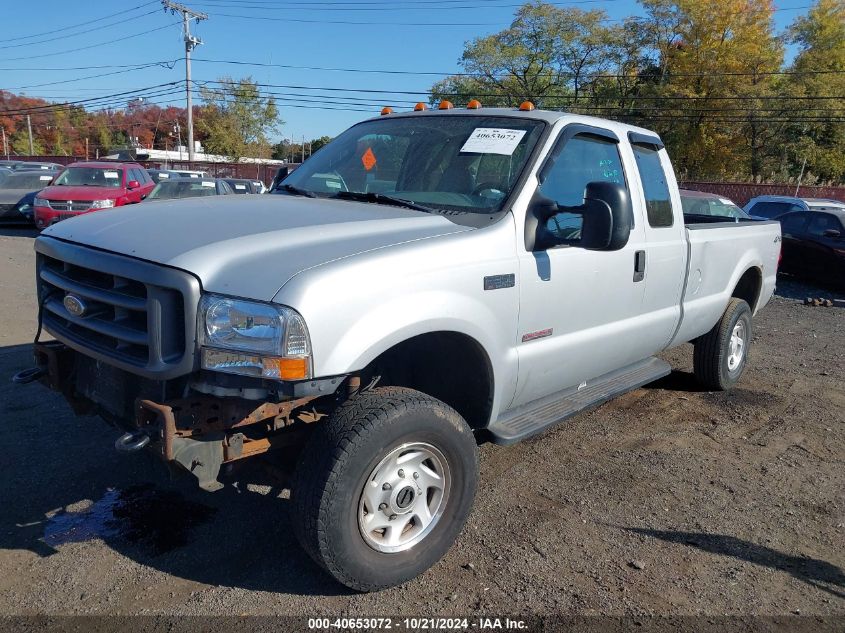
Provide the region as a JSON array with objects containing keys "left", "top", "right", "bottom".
[
  {"left": 2, "top": 1, "right": 159, "bottom": 43},
  {"left": 0, "top": 22, "right": 181, "bottom": 63},
  {"left": 5, "top": 61, "right": 181, "bottom": 91},
  {"left": 0, "top": 9, "right": 163, "bottom": 51}
]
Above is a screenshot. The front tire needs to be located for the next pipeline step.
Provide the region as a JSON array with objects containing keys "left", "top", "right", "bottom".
[
  {"left": 693, "top": 298, "right": 752, "bottom": 391},
  {"left": 290, "top": 387, "right": 479, "bottom": 591}
]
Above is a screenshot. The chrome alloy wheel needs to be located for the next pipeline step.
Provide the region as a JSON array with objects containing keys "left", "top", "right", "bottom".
[
  {"left": 358, "top": 442, "right": 451, "bottom": 553},
  {"left": 727, "top": 321, "right": 746, "bottom": 372}
]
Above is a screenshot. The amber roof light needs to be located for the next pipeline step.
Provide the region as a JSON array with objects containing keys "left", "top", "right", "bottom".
[
  {"left": 467, "top": 99, "right": 482, "bottom": 109},
  {"left": 519, "top": 101, "right": 535, "bottom": 111},
  {"left": 414, "top": 102, "right": 428, "bottom": 111},
  {"left": 380, "top": 106, "right": 393, "bottom": 116},
  {"left": 438, "top": 100, "right": 454, "bottom": 110}
]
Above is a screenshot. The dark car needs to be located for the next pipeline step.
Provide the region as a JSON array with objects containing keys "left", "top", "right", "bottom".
[
  {"left": 0, "top": 169, "right": 59, "bottom": 223},
  {"left": 777, "top": 209, "right": 845, "bottom": 289},
  {"left": 146, "top": 177, "right": 233, "bottom": 200},
  {"left": 0, "top": 160, "right": 64, "bottom": 171},
  {"left": 680, "top": 189, "right": 751, "bottom": 221},
  {"left": 224, "top": 178, "right": 263, "bottom": 194},
  {"left": 147, "top": 169, "right": 180, "bottom": 184}
]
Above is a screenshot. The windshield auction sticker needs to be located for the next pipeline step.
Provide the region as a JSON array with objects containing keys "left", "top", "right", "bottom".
[{"left": 460, "top": 128, "right": 526, "bottom": 155}]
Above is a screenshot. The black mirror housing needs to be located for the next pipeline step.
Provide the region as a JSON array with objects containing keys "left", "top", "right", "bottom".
[
  {"left": 581, "top": 181, "right": 633, "bottom": 251},
  {"left": 823, "top": 228, "right": 841, "bottom": 238}
]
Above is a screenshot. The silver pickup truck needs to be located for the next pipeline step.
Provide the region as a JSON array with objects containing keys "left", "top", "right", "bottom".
[{"left": 20, "top": 105, "right": 781, "bottom": 591}]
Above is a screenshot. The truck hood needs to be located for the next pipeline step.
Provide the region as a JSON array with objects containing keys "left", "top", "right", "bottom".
[
  {"left": 43, "top": 194, "right": 472, "bottom": 300},
  {"left": 40, "top": 185, "right": 123, "bottom": 201}
]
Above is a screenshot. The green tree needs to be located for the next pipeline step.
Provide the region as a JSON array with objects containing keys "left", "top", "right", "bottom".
[
  {"left": 784, "top": 0, "right": 845, "bottom": 183},
  {"left": 198, "top": 77, "right": 281, "bottom": 160}
]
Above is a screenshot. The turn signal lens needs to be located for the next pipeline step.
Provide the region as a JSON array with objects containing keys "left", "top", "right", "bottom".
[
  {"left": 467, "top": 99, "right": 481, "bottom": 109},
  {"left": 438, "top": 100, "right": 454, "bottom": 110},
  {"left": 519, "top": 101, "right": 535, "bottom": 111},
  {"left": 381, "top": 106, "right": 393, "bottom": 116},
  {"left": 262, "top": 357, "right": 310, "bottom": 381},
  {"left": 414, "top": 102, "right": 428, "bottom": 111}
]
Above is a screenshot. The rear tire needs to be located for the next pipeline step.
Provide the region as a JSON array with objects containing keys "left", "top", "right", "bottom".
[
  {"left": 693, "top": 298, "right": 752, "bottom": 391},
  {"left": 290, "top": 386, "right": 478, "bottom": 591}
]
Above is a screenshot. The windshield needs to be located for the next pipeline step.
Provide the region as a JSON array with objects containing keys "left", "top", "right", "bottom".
[
  {"left": 54, "top": 167, "right": 123, "bottom": 188},
  {"left": 682, "top": 194, "right": 749, "bottom": 219},
  {"left": 1, "top": 171, "right": 56, "bottom": 190},
  {"left": 148, "top": 179, "right": 221, "bottom": 200},
  {"left": 282, "top": 115, "right": 545, "bottom": 214}
]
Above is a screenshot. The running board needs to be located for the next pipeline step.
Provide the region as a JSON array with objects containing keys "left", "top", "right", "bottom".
[{"left": 488, "top": 357, "right": 671, "bottom": 445}]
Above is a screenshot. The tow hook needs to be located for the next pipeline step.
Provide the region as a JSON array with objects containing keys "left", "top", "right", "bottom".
[
  {"left": 11, "top": 367, "right": 47, "bottom": 384},
  {"left": 115, "top": 431, "right": 151, "bottom": 453}
]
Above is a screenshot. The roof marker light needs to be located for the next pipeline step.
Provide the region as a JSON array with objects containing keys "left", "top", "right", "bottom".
[
  {"left": 438, "top": 100, "right": 454, "bottom": 110},
  {"left": 380, "top": 107, "right": 393, "bottom": 116},
  {"left": 519, "top": 101, "right": 535, "bottom": 111},
  {"left": 414, "top": 102, "right": 428, "bottom": 111},
  {"left": 467, "top": 99, "right": 481, "bottom": 109}
]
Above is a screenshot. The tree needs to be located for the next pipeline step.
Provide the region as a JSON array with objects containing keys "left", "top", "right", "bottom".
[
  {"left": 784, "top": 0, "right": 845, "bottom": 183},
  {"left": 198, "top": 77, "right": 281, "bottom": 160},
  {"left": 431, "top": 2, "right": 623, "bottom": 108},
  {"left": 310, "top": 135, "right": 333, "bottom": 153}
]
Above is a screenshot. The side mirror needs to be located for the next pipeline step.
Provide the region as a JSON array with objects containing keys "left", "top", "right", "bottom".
[
  {"left": 580, "top": 181, "right": 633, "bottom": 251},
  {"left": 127, "top": 180, "right": 140, "bottom": 190},
  {"left": 823, "top": 228, "right": 841, "bottom": 238}
]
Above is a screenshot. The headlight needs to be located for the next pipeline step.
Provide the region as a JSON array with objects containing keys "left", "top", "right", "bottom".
[
  {"left": 90, "top": 199, "right": 115, "bottom": 209},
  {"left": 199, "top": 294, "right": 312, "bottom": 380},
  {"left": 34, "top": 197, "right": 48, "bottom": 207}
]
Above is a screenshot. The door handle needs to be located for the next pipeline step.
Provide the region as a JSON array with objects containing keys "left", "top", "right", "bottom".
[{"left": 633, "top": 250, "right": 646, "bottom": 282}]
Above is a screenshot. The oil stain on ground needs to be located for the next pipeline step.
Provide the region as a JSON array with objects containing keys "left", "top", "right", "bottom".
[{"left": 43, "top": 485, "right": 216, "bottom": 555}]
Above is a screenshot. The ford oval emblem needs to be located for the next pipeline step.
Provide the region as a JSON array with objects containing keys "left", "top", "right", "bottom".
[{"left": 63, "top": 294, "right": 87, "bottom": 318}]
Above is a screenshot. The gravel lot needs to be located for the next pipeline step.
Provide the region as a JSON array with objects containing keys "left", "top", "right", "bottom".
[{"left": 0, "top": 227, "right": 842, "bottom": 621}]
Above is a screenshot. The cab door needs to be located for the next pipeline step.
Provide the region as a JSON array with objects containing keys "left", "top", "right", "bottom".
[{"left": 511, "top": 125, "right": 661, "bottom": 408}]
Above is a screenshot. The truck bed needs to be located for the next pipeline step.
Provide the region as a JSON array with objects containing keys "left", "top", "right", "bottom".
[{"left": 671, "top": 219, "right": 781, "bottom": 345}]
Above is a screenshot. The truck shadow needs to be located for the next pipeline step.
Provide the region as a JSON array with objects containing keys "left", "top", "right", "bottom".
[
  {"left": 623, "top": 527, "right": 845, "bottom": 600},
  {"left": 0, "top": 343, "right": 352, "bottom": 597},
  {"left": 642, "top": 370, "right": 712, "bottom": 393}
]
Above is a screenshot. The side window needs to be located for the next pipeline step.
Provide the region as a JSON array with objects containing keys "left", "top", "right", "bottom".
[
  {"left": 780, "top": 213, "right": 809, "bottom": 235},
  {"left": 748, "top": 201, "right": 802, "bottom": 219},
  {"left": 807, "top": 213, "right": 841, "bottom": 237},
  {"left": 632, "top": 144, "right": 673, "bottom": 228},
  {"left": 538, "top": 133, "right": 627, "bottom": 245}
]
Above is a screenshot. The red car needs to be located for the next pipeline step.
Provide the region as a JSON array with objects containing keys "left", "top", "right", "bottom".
[{"left": 33, "top": 162, "right": 155, "bottom": 229}]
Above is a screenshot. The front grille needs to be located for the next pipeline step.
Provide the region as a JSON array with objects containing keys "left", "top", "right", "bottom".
[
  {"left": 35, "top": 237, "right": 201, "bottom": 379},
  {"left": 43, "top": 200, "right": 92, "bottom": 212},
  {"left": 53, "top": 213, "right": 78, "bottom": 223}
]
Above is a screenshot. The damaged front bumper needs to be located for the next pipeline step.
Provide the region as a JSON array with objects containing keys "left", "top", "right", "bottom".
[{"left": 20, "top": 341, "right": 332, "bottom": 491}]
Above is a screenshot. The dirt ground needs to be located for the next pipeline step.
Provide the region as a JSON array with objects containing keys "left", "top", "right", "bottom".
[{"left": 0, "top": 226, "right": 842, "bottom": 622}]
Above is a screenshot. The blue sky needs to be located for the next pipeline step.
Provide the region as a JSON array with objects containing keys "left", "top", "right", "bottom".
[{"left": 0, "top": 0, "right": 812, "bottom": 143}]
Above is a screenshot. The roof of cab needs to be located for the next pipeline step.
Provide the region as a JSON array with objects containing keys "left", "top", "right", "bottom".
[{"left": 367, "top": 106, "right": 663, "bottom": 143}]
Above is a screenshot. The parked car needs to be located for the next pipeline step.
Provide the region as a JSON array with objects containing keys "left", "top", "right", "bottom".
[
  {"left": 0, "top": 159, "right": 63, "bottom": 171},
  {"left": 0, "top": 169, "right": 58, "bottom": 223},
  {"left": 146, "top": 177, "right": 233, "bottom": 200},
  {"left": 0, "top": 167, "right": 12, "bottom": 184},
  {"left": 680, "top": 189, "right": 751, "bottom": 221},
  {"left": 22, "top": 106, "right": 780, "bottom": 592},
  {"left": 32, "top": 162, "right": 154, "bottom": 229},
  {"left": 147, "top": 169, "right": 179, "bottom": 184},
  {"left": 743, "top": 195, "right": 845, "bottom": 220},
  {"left": 170, "top": 169, "right": 209, "bottom": 179},
  {"left": 223, "top": 178, "right": 263, "bottom": 194},
  {"left": 777, "top": 209, "right": 845, "bottom": 288}
]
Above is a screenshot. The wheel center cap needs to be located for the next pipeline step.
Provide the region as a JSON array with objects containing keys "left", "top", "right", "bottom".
[{"left": 395, "top": 485, "right": 415, "bottom": 509}]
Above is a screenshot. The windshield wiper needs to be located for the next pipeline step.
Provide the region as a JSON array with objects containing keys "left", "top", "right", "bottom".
[
  {"left": 279, "top": 183, "right": 316, "bottom": 198},
  {"left": 333, "top": 191, "right": 434, "bottom": 214}
]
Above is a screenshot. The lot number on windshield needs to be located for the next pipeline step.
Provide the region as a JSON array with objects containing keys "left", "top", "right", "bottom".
[{"left": 460, "top": 128, "right": 526, "bottom": 155}]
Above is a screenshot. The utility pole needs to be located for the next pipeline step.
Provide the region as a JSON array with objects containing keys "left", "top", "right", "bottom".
[
  {"left": 1, "top": 127, "right": 7, "bottom": 159},
  {"left": 162, "top": 1, "right": 207, "bottom": 162},
  {"left": 301, "top": 134, "right": 305, "bottom": 163},
  {"left": 85, "top": 138, "right": 89, "bottom": 160},
  {"left": 26, "top": 115, "right": 34, "bottom": 155}
]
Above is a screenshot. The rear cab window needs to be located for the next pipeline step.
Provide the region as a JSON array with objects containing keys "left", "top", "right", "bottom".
[
  {"left": 631, "top": 143, "right": 673, "bottom": 228},
  {"left": 747, "top": 201, "right": 802, "bottom": 219}
]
